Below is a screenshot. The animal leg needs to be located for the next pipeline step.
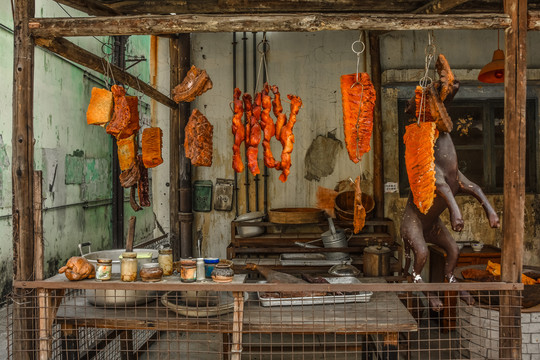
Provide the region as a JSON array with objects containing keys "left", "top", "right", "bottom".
[
  {"left": 435, "top": 167, "right": 464, "bottom": 232},
  {"left": 457, "top": 171, "right": 500, "bottom": 228},
  {"left": 427, "top": 218, "right": 475, "bottom": 305}
]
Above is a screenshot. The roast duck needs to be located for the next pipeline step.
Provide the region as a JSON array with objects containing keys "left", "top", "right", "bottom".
[
  {"left": 403, "top": 54, "right": 456, "bottom": 214},
  {"left": 59, "top": 256, "right": 96, "bottom": 281},
  {"left": 231, "top": 84, "right": 302, "bottom": 182}
]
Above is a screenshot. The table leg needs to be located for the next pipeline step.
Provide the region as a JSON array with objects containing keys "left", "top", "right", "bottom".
[
  {"left": 231, "top": 291, "right": 245, "bottom": 360},
  {"left": 39, "top": 288, "right": 65, "bottom": 360}
]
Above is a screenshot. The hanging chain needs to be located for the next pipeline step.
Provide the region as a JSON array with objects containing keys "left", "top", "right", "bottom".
[
  {"left": 350, "top": 31, "right": 366, "bottom": 159},
  {"left": 254, "top": 33, "right": 270, "bottom": 93},
  {"left": 417, "top": 31, "right": 436, "bottom": 126}
]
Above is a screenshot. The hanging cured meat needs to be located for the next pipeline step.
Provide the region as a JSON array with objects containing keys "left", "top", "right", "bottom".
[
  {"left": 340, "top": 73, "right": 376, "bottom": 163},
  {"left": 427, "top": 84, "right": 453, "bottom": 133},
  {"left": 353, "top": 176, "right": 366, "bottom": 234},
  {"left": 117, "top": 96, "right": 140, "bottom": 139},
  {"left": 415, "top": 86, "right": 433, "bottom": 122},
  {"left": 141, "top": 127, "right": 163, "bottom": 168},
  {"left": 138, "top": 155, "right": 151, "bottom": 207},
  {"left": 260, "top": 83, "right": 277, "bottom": 168},
  {"left": 184, "top": 109, "right": 214, "bottom": 167},
  {"left": 106, "top": 85, "right": 131, "bottom": 137},
  {"left": 435, "top": 54, "right": 455, "bottom": 102},
  {"left": 86, "top": 87, "right": 113, "bottom": 126},
  {"left": 275, "top": 94, "right": 302, "bottom": 183},
  {"left": 271, "top": 85, "right": 287, "bottom": 141},
  {"left": 117, "top": 134, "right": 136, "bottom": 171},
  {"left": 231, "top": 88, "right": 245, "bottom": 173},
  {"left": 403, "top": 122, "right": 439, "bottom": 214},
  {"left": 243, "top": 93, "right": 253, "bottom": 144},
  {"left": 119, "top": 155, "right": 140, "bottom": 188},
  {"left": 172, "top": 65, "right": 213, "bottom": 103},
  {"left": 246, "top": 93, "right": 262, "bottom": 175}
]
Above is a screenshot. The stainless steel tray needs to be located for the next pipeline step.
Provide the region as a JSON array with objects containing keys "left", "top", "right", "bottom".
[
  {"left": 258, "top": 277, "right": 373, "bottom": 307},
  {"left": 279, "top": 253, "right": 351, "bottom": 266}
]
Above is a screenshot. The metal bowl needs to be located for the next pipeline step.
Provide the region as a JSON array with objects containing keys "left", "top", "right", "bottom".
[{"left": 235, "top": 211, "right": 265, "bottom": 238}]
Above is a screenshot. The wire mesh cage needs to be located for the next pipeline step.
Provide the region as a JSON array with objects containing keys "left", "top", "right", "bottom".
[{"left": 7, "top": 278, "right": 524, "bottom": 360}]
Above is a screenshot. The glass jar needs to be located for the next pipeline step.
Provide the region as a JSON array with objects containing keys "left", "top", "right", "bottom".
[
  {"left": 158, "top": 248, "right": 173, "bottom": 276},
  {"left": 196, "top": 258, "right": 205, "bottom": 281},
  {"left": 139, "top": 263, "right": 163, "bottom": 282},
  {"left": 120, "top": 252, "right": 138, "bottom": 282},
  {"left": 95, "top": 258, "right": 112, "bottom": 281},
  {"left": 204, "top": 258, "right": 219, "bottom": 278},
  {"left": 180, "top": 258, "right": 197, "bottom": 283}
]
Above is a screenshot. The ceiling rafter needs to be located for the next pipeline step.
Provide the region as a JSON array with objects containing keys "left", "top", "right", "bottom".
[
  {"left": 53, "top": 0, "right": 121, "bottom": 16},
  {"left": 412, "top": 0, "right": 472, "bottom": 14}
]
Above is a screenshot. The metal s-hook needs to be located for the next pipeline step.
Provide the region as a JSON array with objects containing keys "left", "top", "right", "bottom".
[{"left": 351, "top": 31, "right": 366, "bottom": 86}]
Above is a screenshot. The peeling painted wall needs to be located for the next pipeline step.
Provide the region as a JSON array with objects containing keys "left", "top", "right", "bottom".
[{"left": 0, "top": 2, "right": 156, "bottom": 298}]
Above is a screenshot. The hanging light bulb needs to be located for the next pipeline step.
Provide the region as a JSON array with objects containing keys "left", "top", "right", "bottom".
[{"left": 478, "top": 31, "right": 504, "bottom": 84}]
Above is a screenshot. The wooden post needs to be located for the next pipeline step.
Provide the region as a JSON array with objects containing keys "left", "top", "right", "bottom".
[
  {"left": 169, "top": 36, "right": 181, "bottom": 259},
  {"left": 176, "top": 34, "right": 193, "bottom": 259},
  {"left": 12, "top": 0, "right": 36, "bottom": 358},
  {"left": 500, "top": 0, "right": 527, "bottom": 359},
  {"left": 231, "top": 291, "right": 245, "bottom": 360},
  {"left": 369, "top": 32, "right": 384, "bottom": 219}
]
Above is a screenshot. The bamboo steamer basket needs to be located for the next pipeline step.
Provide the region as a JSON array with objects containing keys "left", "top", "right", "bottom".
[
  {"left": 334, "top": 191, "right": 375, "bottom": 222},
  {"left": 268, "top": 208, "right": 324, "bottom": 224}
]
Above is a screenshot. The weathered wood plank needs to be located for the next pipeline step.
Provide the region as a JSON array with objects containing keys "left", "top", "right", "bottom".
[
  {"left": 528, "top": 10, "right": 540, "bottom": 30},
  {"left": 500, "top": 0, "right": 527, "bottom": 359},
  {"left": 412, "top": 0, "right": 471, "bottom": 14},
  {"left": 34, "top": 37, "right": 176, "bottom": 108},
  {"left": 28, "top": 13, "right": 511, "bottom": 37},
  {"left": 53, "top": 0, "right": 121, "bottom": 16}
]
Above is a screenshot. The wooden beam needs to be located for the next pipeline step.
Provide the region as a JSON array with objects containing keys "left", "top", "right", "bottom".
[
  {"left": 34, "top": 37, "right": 176, "bottom": 108},
  {"left": 28, "top": 13, "right": 511, "bottom": 37},
  {"left": 500, "top": 0, "right": 527, "bottom": 359},
  {"left": 412, "top": 0, "right": 471, "bottom": 14},
  {"left": 12, "top": 0, "right": 36, "bottom": 359},
  {"left": 53, "top": 0, "right": 121, "bottom": 16}
]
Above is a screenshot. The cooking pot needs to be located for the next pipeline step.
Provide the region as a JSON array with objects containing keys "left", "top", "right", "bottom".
[
  {"left": 79, "top": 243, "right": 159, "bottom": 306},
  {"left": 363, "top": 245, "right": 391, "bottom": 277}
]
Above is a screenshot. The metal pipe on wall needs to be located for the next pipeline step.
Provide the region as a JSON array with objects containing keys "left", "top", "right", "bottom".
[
  {"left": 232, "top": 32, "right": 239, "bottom": 217},
  {"left": 262, "top": 32, "right": 269, "bottom": 214},
  {"left": 252, "top": 32, "right": 260, "bottom": 212},
  {"left": 242, "top": 32, "right": 250, "bottom": 213}
]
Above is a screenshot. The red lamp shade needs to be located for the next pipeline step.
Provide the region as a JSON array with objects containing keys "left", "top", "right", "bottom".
[{"left": 478, "top": 49, "right": 505, "bottom": 83}]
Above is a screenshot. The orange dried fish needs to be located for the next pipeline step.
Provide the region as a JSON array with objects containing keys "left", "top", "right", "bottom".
[
  {"left": 353, "top": 176, "right": 366, "bottom": 234},
  {"left": 86, "top": 87, "right": 113, "bottom": 126},
  {"left": 404, "top": 122, "right": 439, "bottom": 214},
  {"left": 340, "top": 73, "right": 376, "bottom": 163}
]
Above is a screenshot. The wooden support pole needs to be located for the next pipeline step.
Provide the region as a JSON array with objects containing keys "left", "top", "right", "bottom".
[
  {"left": 369, "top": 32, "right": 384, "bottom": 219},
  {"left": 28, "top": 13, "right": 511, "bottom": 38},
  {"left": 34, "top": 37, "right": 176, "bottom": 109},
  {"left": 177, "top": 34, "right": 193, "bottom": 258},
  {"left": 12, "top": 0, "right": 36, "bottom": 358},
  {"left": 169, "top": 36, "right": 181, "bottom": 260},
  {"left": 500, "top": 0, "right": 527, "bottom": 359}
]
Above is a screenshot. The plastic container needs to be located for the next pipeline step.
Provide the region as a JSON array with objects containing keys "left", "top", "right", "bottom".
[
  {"left": 204, "top": 258, "right": 219, "bottom": 278},
  {"left": 158, "top": 248, "right": 173, "bottom": 276},
  {"left": 95, "top": 258, "right": 112, "bottom": 281},
  {"left": 139, "top": 263, "right": 163, "bottom": 282},
  {"left": 121, "top": 252, "right": 138, "bottom": 282}
]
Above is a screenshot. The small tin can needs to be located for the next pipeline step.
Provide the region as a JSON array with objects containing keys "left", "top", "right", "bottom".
[
  {"left": 95, "top": 258, "right": 112, "bottom": 281},
  {"left": 180, "top": 258, "right": 197, "bottom": 283},
  {"left": 158, "top": 248, "right": 173, "bottom": 276}
]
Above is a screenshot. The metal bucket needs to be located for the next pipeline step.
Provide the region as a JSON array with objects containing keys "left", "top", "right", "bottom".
[
  {"left": 321, "top": 218, "right": 351, "bottom": 260},
  {"left": 363, "top": 245, "right": 391, "bottom": 277}
]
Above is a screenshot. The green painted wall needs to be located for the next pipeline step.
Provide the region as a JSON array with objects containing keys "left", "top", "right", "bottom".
[{"left": 0, "top": 2, "right": 156, "bottom": 300}]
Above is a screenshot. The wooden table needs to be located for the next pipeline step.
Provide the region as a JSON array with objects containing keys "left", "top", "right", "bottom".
[{"left": 32, "top": 275, "right": 417, "bottom": 360}]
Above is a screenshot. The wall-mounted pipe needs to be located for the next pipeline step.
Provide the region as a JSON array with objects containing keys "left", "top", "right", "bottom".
[
  {"left": 252, "top": 32, "right": 260, "bottom": 212},
  {"left": 242, "top": 32, "right": 251, "bottom": 213},
  {"left": 262, "top": 32, "right": 269, "bottom": 214},
  {"left": 232, "top": 32, "right": 239, "bottom": 217}
]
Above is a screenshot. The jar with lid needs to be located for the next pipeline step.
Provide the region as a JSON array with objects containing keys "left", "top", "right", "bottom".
[
  {"left": 158, "top": 248, "right": 173, "bottom": 276},
  {"left": 95, "top": 258, "right": 112, "bottom": 281},
  {"left": 204, "top": 258, "right": 219, "bottom": 278},
  {"left": 120, "top": 252, "right": 138, "bottom": 282},
  {"left": 180, "top": 258, "right": 197, "bottom": 283},
  {"left": 196, "top": 258, "right": 205, "bottom": 281},
  {"left": 139, "top": 263, "right": 163, "bottom": 282}
]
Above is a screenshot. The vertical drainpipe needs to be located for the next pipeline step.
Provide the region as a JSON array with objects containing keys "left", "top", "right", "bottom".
[
  {"left": 111, "top": 35, "right": 128, "bottom": 248},
  {"left": 242, "top": 32, "right": 250, "bottom": 213},
  {"left": 233, "top": 33, "right": 239, "bottom": 217},
  {"left": 262, "top": 33, "right": 268, "bottom": 214},
  {"left": 253, "top": 32, "right": 260, "bottom": 212},
  {"left": 177, "top": 33, "right": 193, "bottom": 258}
]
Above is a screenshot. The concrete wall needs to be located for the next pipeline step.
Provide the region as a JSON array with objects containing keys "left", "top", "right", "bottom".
[{"left": 0, "top": 2, "right": 156, "bottom": 299}]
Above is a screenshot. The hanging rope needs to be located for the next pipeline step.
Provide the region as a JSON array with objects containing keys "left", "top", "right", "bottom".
[
  {"left": 417, "top": 31, "right": 436, "bottom": 126},
  {"left": 254, "top": 33, "right": 270, "bottom": 93},
  {"left": 350, "top": 31, "right": 366, "bottom": 159}
]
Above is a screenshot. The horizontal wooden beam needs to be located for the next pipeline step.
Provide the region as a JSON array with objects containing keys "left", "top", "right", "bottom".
[
  {"left": 34, "top": 37, "right": 176, "bottom": 108},
  {"left": 412, "top": 0, "right": 471, "bottom": 14},
  {"left": 28, "top": 13, "right": 511, "bottom": 37},
  {"left": 528, "top": 10, "right": 540, "bottom": 30},
  {"left": 53, "top": 0, "right": 121, "bottom": 16}
]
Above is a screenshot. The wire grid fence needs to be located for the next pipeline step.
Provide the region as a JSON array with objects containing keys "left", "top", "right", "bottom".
[{"left": 7, "top": 281, "right": 523, "bottom": 360}]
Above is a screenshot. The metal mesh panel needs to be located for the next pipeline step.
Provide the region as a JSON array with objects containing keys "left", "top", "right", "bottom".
[{"left": 7, "top": 281, "right": 524, "bottom": 359}]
